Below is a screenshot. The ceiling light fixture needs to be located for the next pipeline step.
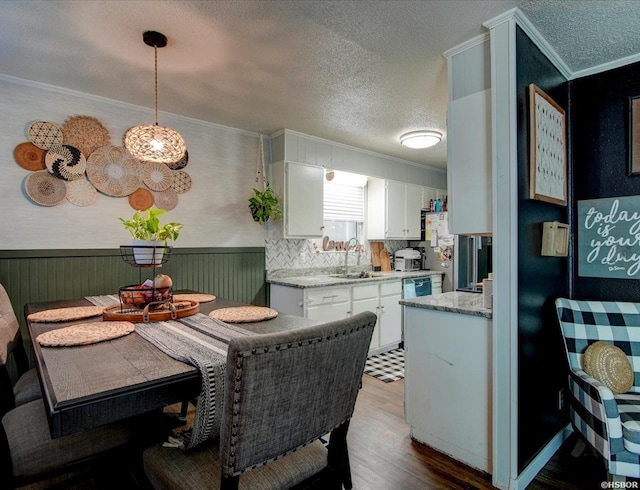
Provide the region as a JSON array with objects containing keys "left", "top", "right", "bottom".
[
  {"left": 123, "top": 31, "right": 186, "bottom": 165},
  {"left": 400, "top": 130, "right": 442, "bottom": 149}
]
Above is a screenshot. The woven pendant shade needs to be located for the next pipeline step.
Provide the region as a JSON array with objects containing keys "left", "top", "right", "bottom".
[
  {"left": 123, "top": 125, "right": 186, "bottom": 164},
  {"left": 123, "top": 31, "right": 186, "bottom": 165}
]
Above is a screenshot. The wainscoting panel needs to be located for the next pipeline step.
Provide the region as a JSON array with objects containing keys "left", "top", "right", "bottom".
[{"left": 0, "top": 247, "right": 266, "bottom": 333}]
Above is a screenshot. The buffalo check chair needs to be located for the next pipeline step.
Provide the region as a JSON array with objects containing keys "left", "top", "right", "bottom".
[
  {"left": 142, "top": 311, "right": 377, "bottom": 490},
  {"left": 555, "top": 298, "right": 640, "bottom": 482}
]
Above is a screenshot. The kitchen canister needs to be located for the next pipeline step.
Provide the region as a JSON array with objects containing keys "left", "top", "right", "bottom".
[{"left": 482, "top": 278, "right": 493, "bottom": 309}]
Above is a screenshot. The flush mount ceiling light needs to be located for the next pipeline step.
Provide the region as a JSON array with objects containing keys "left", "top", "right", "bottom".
[
  {"left": 399, "top": 130, "right": 442, "bottom": 149},
  {"left": 123, "top": 31, "right": 186, "bottom": 165}
]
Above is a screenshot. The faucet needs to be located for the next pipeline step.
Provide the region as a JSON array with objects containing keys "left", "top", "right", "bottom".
[{"left": 344, "top": 238, "right": 359, "bottom": 276}]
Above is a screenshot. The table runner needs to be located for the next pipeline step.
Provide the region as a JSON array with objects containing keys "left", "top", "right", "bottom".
[{"left": 85, "top": 295, "right": 255, "bottom": 450}]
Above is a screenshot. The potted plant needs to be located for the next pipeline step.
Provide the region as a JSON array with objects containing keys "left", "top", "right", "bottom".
[
  {"left": 248, "top": 183, "right": 282, "bottom": 224},
  {"left": 119, "top": 208, "right": 183, "bottom": 264}
]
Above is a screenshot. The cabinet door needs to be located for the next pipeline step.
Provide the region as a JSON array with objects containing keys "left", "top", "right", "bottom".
[
  {"left": 352, "top": 297, "right": 380, "bottom": 350},
  {"left": 447, "top": 89, "right": 492, "bottom": 234},
  {"left": 385, "top": 181, "right": 406, "bottom": 238},
  {"left": 405, "top": 184, "right": 423, "bottom": 239},
  {"left": 307, "top": 303, "right": 350, "bottom": 322},
  {"left": 379, "top": 293, "right": 402, "bottom": 347},
  {"left": 286, "top": 162, "right": 324, "bottom": 237}
]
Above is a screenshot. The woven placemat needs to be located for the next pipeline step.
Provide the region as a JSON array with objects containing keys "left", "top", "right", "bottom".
[
  {"left": 27, "top": 305, "right": 104, "bottom": 323},
  {"left": 208, "top": 306, "right": 278, "bottom": 323},
  {"left": 173, "top": 293, "right": 216, "bottom": 303},
  {"left": 36, "top": 321, "right": 134, "bottom": 347}
]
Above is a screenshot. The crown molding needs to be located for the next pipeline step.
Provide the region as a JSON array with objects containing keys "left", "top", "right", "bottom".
[
  {"left": 572, "top": 51, "right": 640, "bottom": 79},
  {"left": 443, "top": 32, "right": 490, "bottom": 60}
]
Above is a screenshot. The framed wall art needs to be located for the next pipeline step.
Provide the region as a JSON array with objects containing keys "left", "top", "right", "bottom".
[
  {"left": 529, "top": 84, "right": 567, "bottom": 206},
  {"left": 629, "top": 95, "right": 640, "bottom": 175}
]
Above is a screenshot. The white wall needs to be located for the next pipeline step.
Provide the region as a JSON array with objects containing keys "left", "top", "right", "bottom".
[{"left": 0, "top": 75, "right": 270, "bottom": 249}]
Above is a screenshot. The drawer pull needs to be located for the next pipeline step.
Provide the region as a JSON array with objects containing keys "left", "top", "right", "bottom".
[{"left": 322, "top": 295, "right": 339, "bottom": 300}]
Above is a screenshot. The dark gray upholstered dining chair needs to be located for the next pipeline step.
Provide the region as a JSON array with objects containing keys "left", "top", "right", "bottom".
[
  {"left": 142, "top": 311, "right": 377, "bottom": 490},
  {"left": 0, "top": 283, "right": 42, "bottom": 417},
  {"left": 0, "top": 398, "right": 137, "bottom": 488}
]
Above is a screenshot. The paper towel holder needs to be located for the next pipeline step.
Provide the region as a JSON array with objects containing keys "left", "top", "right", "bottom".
[{"left": 541, "top": 221, "right": 569, "bottom": 257}]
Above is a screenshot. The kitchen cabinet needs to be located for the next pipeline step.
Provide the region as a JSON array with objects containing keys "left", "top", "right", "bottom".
[
  {"left": 403, "top": 303, "right": 492, "bottom": 472},
  {"left": 445, "top": 36, "right": 492, "bottom": 235},
  {"left": 270, "top": 279, "right": 403, "bottom": 353},
  {"left": 367, "top": 179, "right": 422, "bottom": 240},
  {"left": 270, "top": 161, "right": 324, "bottom": 238}
]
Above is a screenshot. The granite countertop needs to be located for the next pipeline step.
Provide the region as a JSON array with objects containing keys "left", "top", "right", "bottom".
[
  {"left": 400, "top": 291, "right": 492, "bottom": 319},
  {"left": 267, "top": 270, "right": 444, "bottom": 288}
]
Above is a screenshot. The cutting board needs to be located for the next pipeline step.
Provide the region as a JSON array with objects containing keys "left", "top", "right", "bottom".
[
  {"left": 380, "top": 248, "right": 392, "bottom": 271},
  {"left": 370, "top": 242, "right": 384, "bottom": 269}
]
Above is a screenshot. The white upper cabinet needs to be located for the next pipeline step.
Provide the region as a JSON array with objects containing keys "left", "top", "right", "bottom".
[
  {"left": 367, "top": 179, "right": 422, "bottom": 240},
  {"left": 271, "top": 161, "right": 324, "bottom": 238},
  {"left": 445, "top": 35, "right": 493, "bottom": 235}
]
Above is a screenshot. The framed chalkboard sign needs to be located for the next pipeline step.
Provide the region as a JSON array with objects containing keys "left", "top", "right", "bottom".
[
  {"left": 529, "top": 84, "right": 567, "bottom": 205},
  {"left": 578, "top": 196, "right": 640, "bottom": 279},
  {"left": 629, "top": 96, "right": 640, "bottom": 175}
]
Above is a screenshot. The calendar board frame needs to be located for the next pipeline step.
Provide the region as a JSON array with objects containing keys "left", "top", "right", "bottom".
[{"left": 529, "top": 84, "right": 567, "bottom": 206}]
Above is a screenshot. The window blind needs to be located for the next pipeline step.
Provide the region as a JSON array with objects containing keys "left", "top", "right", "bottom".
[{"left": 324, "top": 182, "right": 364, "bottom": 222}]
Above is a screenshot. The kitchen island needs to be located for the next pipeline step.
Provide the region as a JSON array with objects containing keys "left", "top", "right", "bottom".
[{"left": 400, "top": 291, "right": 492, "bottom": 473}]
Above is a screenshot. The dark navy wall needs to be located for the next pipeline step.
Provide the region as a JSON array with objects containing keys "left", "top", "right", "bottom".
[
  {"left": 571, "top": 60, "right": 640, "bottom": 301},
  {"left": 516, "top": 27, "right": 570, "bottom": 472}
]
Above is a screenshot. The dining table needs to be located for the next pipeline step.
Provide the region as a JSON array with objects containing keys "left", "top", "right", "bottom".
[{"left": 25, "top": 293, "right": 318, "bottom": 439}]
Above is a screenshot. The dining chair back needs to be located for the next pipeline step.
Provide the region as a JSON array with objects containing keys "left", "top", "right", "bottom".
[
  {"left": 0, "top": 284, "right": 41, "bottom": 416},
  {"left": 143, "top": 311, "right": 377, "bottom": 490}
]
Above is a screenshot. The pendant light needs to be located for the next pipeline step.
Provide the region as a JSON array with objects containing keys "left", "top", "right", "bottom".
[{"left": 123, "top": 31, "right": 186, "bottom": 165}]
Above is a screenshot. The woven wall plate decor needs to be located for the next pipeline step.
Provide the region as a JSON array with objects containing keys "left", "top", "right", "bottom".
[
  {"left": 209, "top": 306, "right": 278, "bottom": 323},
  {"left": 45, "top": 144, "right": 87, "bottom": 181},
  {"left": 66, "top": 178, "right": 98, "bottom": 207},
  {"left": 167, "top": 150, "right": 188, "bottom": 170},
  {"left": 36, "top": 321, "right": 135, "bottom": 347},
  {"left": 24, "top": 171, "right": 67, "bottom": 206},
  {"left": 28, "top": 121, "right": 63, "bottom": 150},
  {"left": 13, "top": 142, "right": 47, "bottom": 171},
  {"left": 61, "top": 115, "right": 111, "bottom": 158},
  {"left": 171, "top": 170, "right": 192, "bottom": 194},
  {"left": 128, "top": 187, "right": 154, "bottom": 210},
  {"left": 154, "top": 189, "right": 178, "bottom": 210},
  {"left": 142, "top": 161, "right": 173, "bottom": 191},
  {"left": 87, "top": 145, "right": 142, "bottom": 197}
]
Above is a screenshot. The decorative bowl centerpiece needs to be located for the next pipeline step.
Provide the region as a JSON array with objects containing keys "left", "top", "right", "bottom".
[{"left": 118, "top": 274, "right": 173, "bottom": 310}]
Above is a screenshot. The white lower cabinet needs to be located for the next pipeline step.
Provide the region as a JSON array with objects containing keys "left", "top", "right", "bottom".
[{"left": 270, "top": 280, "right": 403, "bottom": 353}]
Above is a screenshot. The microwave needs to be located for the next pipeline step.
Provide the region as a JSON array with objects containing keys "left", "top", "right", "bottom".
[{"left": 394, "top": 249, "right": 421, "bottom": 271}]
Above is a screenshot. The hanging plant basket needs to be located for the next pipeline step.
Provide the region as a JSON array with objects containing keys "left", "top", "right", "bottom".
[
  {"left": 248, "top": 133, "right": 282, "bottom": 225},
  {"left": 248, "top": 183, "right": 282, "bottom": 224}
]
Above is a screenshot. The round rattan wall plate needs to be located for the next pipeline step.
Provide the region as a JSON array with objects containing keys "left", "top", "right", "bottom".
[
  {"left": 143, "top": 161, "right": 173, "bottom": 191},
  {"left": 128, "top": 187, "right": 154, "bottom": 210},
  {"left": 14, "top": 142, "right": 47, "bottom": 171},
  {"left": 28, "top": 121, "right": 63, "bottom": 150},
  {"left": 87, "top": 145, "right": 141, "bottom": 197},
  {"left": 209, "top": 306, "right": 278, "bottom": 323},
  {"left": 24, "top": 171, "right": 67, "bottom": 206},
  {"left": 66, "top": 178, "right": 98, "bottom": 207},
  {"left": 36, "top": 321, "right": 135, "bottom": 347},
  {"left": 61, "top": 115, "right": 111, "bottom": 158},
  {"left": 167, "top": 150, "right": 188, "bottom": 170},
  {"left": 171, "top": 170, "right": 192, "bottom": 194},
  {"left": 154, "top": 189, "right": 178, "bottom": 211},
  {"left": 45, "top": 144, "right": 87, "bottom": 181}
]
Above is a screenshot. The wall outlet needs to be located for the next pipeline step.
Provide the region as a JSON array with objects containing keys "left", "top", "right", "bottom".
[{"left": 557, "top": 388, "right": 565, "bottom": 410}]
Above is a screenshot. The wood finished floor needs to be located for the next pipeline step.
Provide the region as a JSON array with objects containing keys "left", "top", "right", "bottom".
[{"left": 20, "top": 374, "right": 606, "bottom": 489}]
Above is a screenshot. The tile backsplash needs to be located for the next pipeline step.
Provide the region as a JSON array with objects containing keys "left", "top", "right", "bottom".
[{"left": 265, "top": 239, "right": 407, "bottom": 272}]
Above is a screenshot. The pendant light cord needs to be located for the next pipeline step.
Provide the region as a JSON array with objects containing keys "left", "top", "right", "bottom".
[{"left": 154, "top": 45, "right": 159, "bottom": 126}]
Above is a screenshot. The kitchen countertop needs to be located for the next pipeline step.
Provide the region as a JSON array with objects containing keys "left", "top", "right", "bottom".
[
  {"left": 400, "top": 291, "right": 492, "bottom": 319},
  {"left": 266, "top": 270, "right": 443, "bottom": 288}
]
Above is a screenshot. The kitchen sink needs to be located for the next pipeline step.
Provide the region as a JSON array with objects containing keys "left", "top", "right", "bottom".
[{"left": 330, "top": 272, "right": 380, "bottom": 280}]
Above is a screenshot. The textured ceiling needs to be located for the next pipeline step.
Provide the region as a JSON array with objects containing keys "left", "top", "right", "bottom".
[{"left": 1, "top": 0, "right": 639, "bottom": 170}]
